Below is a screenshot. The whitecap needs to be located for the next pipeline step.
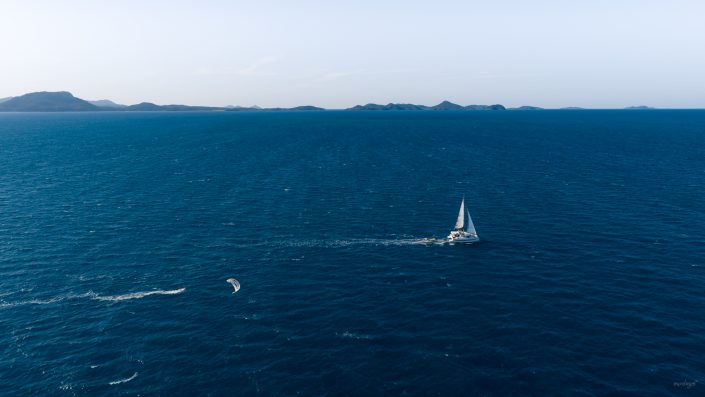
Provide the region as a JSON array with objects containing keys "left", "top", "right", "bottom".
[
  {"left": 109, "top": 372, "right": 138, "bottom": 385},
  {"left": 93, "top": 288, "right": 185, "bottom": 302},
  {"left": 338, "top": 331, "right": 373, "bottom": 340}
]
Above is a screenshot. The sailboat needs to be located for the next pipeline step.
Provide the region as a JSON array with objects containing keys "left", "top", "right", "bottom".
[{"left": 447, "top": 197, "right": 479, "bottom": 243}]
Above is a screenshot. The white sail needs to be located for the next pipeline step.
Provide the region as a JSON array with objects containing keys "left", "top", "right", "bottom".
[
  {"left": 454, "top": 198, "right": 465, "bottom": 229},
  {"left": 466, "top": 209, "right": 477, "bottom": 236}
]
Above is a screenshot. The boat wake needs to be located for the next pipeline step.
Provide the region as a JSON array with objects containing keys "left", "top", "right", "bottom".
[
  {"left": 93, "top": 288, "right": 186, "bottom": 302},
  {"left": 261, "top": 238, "right": 447, "bottom": 248},
  {"left": 0, "top": 288, "right": 186, "bottom": 309},
  {"left": 0, "top": 292, "right": 98, "bottom": 309},
  {"left": 109, "top": 372, "right": 138, "bottom": 385}
]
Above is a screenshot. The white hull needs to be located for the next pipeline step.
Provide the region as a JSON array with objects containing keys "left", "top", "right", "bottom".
[
  {"left": 448, "top": 236, "right": 479, "bottom": 244},
  {"left": 447, "top": 233, "right": 479, "bottom": 244},
  {"left": 447, "top": 229, "right": 479, "bottom": 244}
]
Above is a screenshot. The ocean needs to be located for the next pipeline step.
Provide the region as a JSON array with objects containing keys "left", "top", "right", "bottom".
[{"left": 0, "top": 110, "right": 704, "bottom": 396}]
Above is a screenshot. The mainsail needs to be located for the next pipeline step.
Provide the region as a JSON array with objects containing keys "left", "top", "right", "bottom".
[
  {"left": 454, "top": 198, "right": 465, "bottom": 230},
  {"left": 466, "top": 209, "right": 477, "bottom": 236}
]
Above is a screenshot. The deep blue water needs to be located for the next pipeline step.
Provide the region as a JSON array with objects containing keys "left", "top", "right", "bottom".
[{"left": 1, "top": 110, "right": 704, "bottom": 396}]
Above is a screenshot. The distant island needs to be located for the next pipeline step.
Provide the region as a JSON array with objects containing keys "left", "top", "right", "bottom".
[
  {"left": 509, "top": 106, "right": 544, "bottom": 110},
  {"left": 0, "top": 91, "right": 661, "bottom": 112},
  {"left": 0, "top": 91, "right": 99, "bottom": 112},
  {"left": 0, "top": 91, "right": 326, "bottom": 112},
  {"left": 624, "top": 106, "right": 656, "bottom": 110},
  {"left": 348, "top": 101, "right": 506, "bottom": 111}
]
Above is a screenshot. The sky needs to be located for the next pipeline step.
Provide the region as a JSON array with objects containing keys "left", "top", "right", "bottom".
[{"left": 1, "top": 0, "right": 704, "bottom": 108}]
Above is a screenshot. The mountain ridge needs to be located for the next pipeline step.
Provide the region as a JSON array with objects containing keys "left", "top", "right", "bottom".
[
  {"left": 347, "top": 101, "right": 506, "bottom": 111},
  {"left": 0, "top": 91, "right": 662, "bottom": 112},
  {"left": 0, "top": 91, "right": 99, "bottom": 111},
  {"left": 88, "top": 99, "right": 126, "bottom": 108},
  {"left": 0, "top": 91, "right": 327, "bottom": 112}
]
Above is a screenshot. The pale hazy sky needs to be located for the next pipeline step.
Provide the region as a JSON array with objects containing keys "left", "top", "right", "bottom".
[{"left": 1, "top": 0, "right": 703, "bottom": 108}]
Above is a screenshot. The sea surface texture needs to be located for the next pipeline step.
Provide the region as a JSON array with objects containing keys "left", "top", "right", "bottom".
[{"left": 1, "top": 111, "right": 704, "bottom": 396}]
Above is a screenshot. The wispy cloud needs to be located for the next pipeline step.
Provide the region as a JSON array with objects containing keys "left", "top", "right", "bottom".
[
  {"left": 195, "top": 55, "right": 283, "bottom": 77},
  {"left": 288, "top": 68, "right": 420, "bottom": 91},
  {"left": 315, "top": 68, "right": 420, "bottom": 82},
  {"left": 236, "top": 55, "right": 282, "bottom": 76},
  {"left": 318, "top": 71, "right": 364, "bottom": 81}
]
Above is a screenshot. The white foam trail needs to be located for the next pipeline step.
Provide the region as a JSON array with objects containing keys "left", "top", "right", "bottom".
[
  {"left": 0, "top": 292, "right": 97, "bottom": 309},
  {"left": 109, "top": 372, "right": 138, "bottom": 385},
  {"left": 0, "top": 289, "right": 185, "bottom": 309},
  {"left": 93, "top": 288, "right": 185, "bottom": 302},
  {"left": 264, "top": 238, "right": 445, "bottom": 248},
  {"left": 230, "top": 237, "right": 450, "bottom": 249},
  {"left": 226, "top": 278, "right": 241, "bottom": 293},
  {"left": 0, "top": 296, "right": 67, "bottom": 309}
]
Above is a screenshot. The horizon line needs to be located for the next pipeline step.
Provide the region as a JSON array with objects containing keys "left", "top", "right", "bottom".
[{"left": 1, "top": 90, "right": 704, "bottom": 110}]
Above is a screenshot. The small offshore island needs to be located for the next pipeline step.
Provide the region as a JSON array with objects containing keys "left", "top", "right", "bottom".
[{"left": 0, "top": 91, "right": 658, "bottom": 113}]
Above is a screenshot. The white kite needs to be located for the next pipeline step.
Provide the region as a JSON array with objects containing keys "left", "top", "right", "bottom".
[{"left": 226, "top": 278, "right": 241, "bottom": 294}]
